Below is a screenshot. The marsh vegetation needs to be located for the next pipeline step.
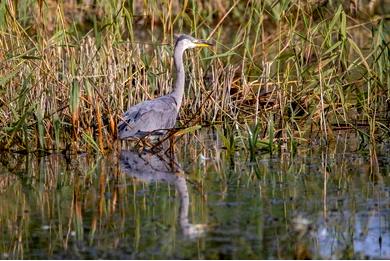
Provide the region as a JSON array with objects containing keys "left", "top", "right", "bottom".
[{"left": 0, "top": 0, "right": 389, "bottom": 153}]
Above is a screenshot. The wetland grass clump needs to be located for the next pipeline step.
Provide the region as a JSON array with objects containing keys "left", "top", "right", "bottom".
[{"left": 0, "top": 0, "right": 389, "bottom": 153}]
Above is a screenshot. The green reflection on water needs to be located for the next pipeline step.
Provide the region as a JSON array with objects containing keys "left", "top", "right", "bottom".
[{"left": 0, "top": 130, "right": 390, "bottom": 259}]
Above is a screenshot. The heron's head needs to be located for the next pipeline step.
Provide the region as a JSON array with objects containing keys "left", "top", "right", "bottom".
[{"left": 174, "top": 34, "right": 213, "bottom": 51}]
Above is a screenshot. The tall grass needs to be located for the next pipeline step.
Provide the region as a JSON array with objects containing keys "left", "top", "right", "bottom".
[{"left": 0, "top": 0, "right": 389, "bottom": 153}]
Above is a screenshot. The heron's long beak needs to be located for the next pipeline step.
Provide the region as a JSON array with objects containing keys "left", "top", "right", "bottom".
[{"left": 195, "top": 39, "right": 214, "bottom": 47}]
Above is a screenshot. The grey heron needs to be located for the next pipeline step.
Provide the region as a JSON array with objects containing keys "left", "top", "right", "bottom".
[{"left": 118, "top": 34, "right": 213, "bottom": 140}]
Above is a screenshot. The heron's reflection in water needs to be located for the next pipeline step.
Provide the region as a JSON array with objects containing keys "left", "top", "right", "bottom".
[{"left": 119, "top": 149, "right": 207, "bottom": 239}]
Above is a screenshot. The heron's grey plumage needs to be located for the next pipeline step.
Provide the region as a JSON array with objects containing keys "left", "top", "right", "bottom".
[{"left": 118, "top": 34, "right": 212, "bottom": 140}]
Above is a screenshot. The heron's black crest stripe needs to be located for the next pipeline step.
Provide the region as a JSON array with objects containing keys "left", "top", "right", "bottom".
[{"left": 174, "top": 34, "right": 195, "bottom": 48}]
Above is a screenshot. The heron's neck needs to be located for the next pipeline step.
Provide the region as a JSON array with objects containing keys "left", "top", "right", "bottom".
[{"left": 172, "top": 47, "right": 186, "bottom": 110}]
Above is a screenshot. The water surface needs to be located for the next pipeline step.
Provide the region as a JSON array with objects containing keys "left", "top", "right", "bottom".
[{"left": 1, "top": 129, "right": 390, "bottom": 259}]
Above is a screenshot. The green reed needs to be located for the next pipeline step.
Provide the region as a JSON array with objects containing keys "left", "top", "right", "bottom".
[{"left": 0, "top": 0, "right": 389, "bottom": 153}]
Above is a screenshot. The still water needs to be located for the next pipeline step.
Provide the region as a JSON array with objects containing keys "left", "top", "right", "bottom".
[{"left": 1, "top": 129, "right": 390, "bottom": 259}]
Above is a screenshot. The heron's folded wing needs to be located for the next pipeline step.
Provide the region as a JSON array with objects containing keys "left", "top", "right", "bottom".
[{"left": 118, "top": 96, "right": 178, "bottom": 137}]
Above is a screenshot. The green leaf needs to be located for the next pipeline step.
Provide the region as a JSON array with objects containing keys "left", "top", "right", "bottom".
[{"left": 82, "top": 131, "right": 102, "bottom": 153}]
